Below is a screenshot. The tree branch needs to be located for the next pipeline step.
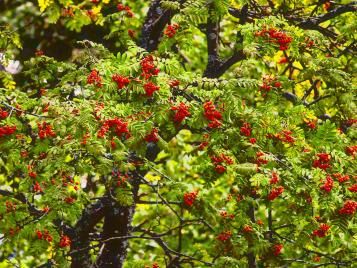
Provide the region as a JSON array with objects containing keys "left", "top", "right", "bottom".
[
  {"left": 140, "top": 0, "right": 186, "bottom": 51},
  {"left": 203, "top": 5, "right": 221, "bottom": 78}
]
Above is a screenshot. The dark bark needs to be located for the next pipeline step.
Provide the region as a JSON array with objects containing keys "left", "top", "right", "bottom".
[
  {"left": 70, "top": 197, "right": 110, "bottom": 268},
  {"left": 95, "top": 174, "right": 141, "bottom": 268},
  {"left": 203, "top": 5, "right": 248, "bottom": 78},
  {"left": 300, "top": 2, "right": 356, "bottom": 26},
  {"left": 203, "top": 5, "right": 221, "bottom": 78},
  {"left": 140, "top": 0, "right": 173, "bottom": 51}
]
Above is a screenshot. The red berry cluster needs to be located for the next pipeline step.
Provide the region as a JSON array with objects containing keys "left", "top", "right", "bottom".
[
  {"left": 29, "top": 171, "right": 37, "bottom": 178},
  {"left": 240, "top": 122, "right": 252, "bottom": 137},
  {"left": 272, "top": 244, "right": 283, "bottom": 256},
  {"left": 198, "top": 134, "right": 210, "bottom": 150},
  {"left": 348, "top": 184, "right": 357, "bottom": 192},
  {"left": 171, "top": 102, "right": 190, "bottom": 124},
  {"left": 128, "top": 29, "right": 135, "bottom": 38},
  {"left": 87, "top": 69, "right": 102, "bottom": 88},
  {"left": 270, "top": 172, "right": 279, "bottom": 184},
  {"left": 345, "top": 118, "right": 357, "bottom": 126},
  {"left": 260, "top": 76, "right": 282, "bottom": 92},
  {"left": 144, "top": 82, "right": 160, "bottom": 97},
  {"left": 164, "top": 23, "right": 179, "bottom": 38},
  {"left": 332, "top": 173, "right": 350, "bottom": 183},
  {"left": 242, "top": 225, "right": 253, "bottom": 233},
  {"left": 255, "top": 27, "right": 293, "bottom": 51},
  {"left": 320, "top": 175, "right": 333, "bottom": 193},
  {"left": 274, "top": 130, "right": 295, "bottom": 144},
  {"left": 35, "top": 50, "right": 44, "bottom": 57},
  {"left": 62, "top": 7, "right": 74, "bottom": 17},
  {"left": 38, "top": 122, "right": 56, "bottom": 139},
  {"left": 117, "top": 4, "right": 133, "bottom": 17},
  {"left": 42, "top": 103, "right": 50, "bottom": 113},
  {"left": 268, "top": 186, "right": 284, "bottom": 201},
  {"left": 0, "top": 125, "right": 16, "bottom": 138},
  {"left": 64, "top": 196, "right": 76, "bottom": 204},
  {"left": 81, "top": 132, "right": 90, "bottom": 145},
  {"left": 116, "top": 174, "right": 128, "bottom": 188},
  {"left": 8, "top": 226, "right": 21, "bottom": 236},
  {"left": 249, "top": 137, "right": 257, "bottom": 144},
  {"left": 183, "top": 191, "right": 198, "bottom": 207},
  {"left": 140, "top": 55, "right": 159, "bottom": 80},
  {"left": 312, "top": 223, "right": 330, "bottom": 237},
  {"left": 28, "top": 165, "right": 37, "bottom": 178},
  {"left": 219, "top": 210, "right": 235, "bottom": 220},
  {"left": 5, "top": 201, "right": 16, "bottom": 213},
  {"left": 256, "top": 151, "right": 268, "bottom": 166},
  {"left": 323, "top": 1, "right": 331, "bottom": 11},
  {"left": 42, "top": 206, "right": 50, "bottom": 213},
  {"left": 338, "top": 200, "right": 357, "bottom": 215},
  {"left": 203, "top": 101, "right": 222, "bottom": 128},
  {"left": 144, "top": 128, "right": 159, "bottom": 143},
  {"left": 312, "top": 153, "right": 331, "bottom": 170},
  {"left": 0, "top": 108, "right": 8, "bottom": 119},
  {"left": 217, "top": 230, "right": 232, "bottom": 242},
  {"left": 313, "top": 255, "right": 321, "bottom": 262},
  {"left": 59, "top": 235, "right": 71, "bottom": 248},
  {"left": 97, "top": 118, "right": 130, "bottom": 139},
  {"left": 169, "top": 80, "right": 180, "bottom": 88},
  {"left": 278, "top": 57, "right": 289, "bottom": 64},
  {"left": 305, "top": 120, "right": 317, "bottom": 130},
  {"left": 210, "top": 153, "right": 234, "bottom": 174},
  {"left": 346, "top": 145, "right": 357, "bottom": 157},
  {"left": 33, "top": 181, "right": 43, "bottom": 193},
  {"left": 86, "top": 10, "right": 97, "bottom": 20},
  {"left": 112, "top": 74, "right": 130, "bottom": 90},
  {"left": 36, "top": 229, "right": 53, "bottom": 242},
  {"left": 60, "top": 175, "right": 80, "bottom": 191}
]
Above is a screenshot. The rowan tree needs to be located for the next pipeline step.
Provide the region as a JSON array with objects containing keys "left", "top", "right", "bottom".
[{"left": 0, "top": 0, "right": 356, "bottom": 267}]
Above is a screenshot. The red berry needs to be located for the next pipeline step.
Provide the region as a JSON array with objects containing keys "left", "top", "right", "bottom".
[
  {"left": 203, "top": 101, "right": 222, "bottom": 129},
  {"left": 0, "top": 125, "right": 16, "bottom": 138},
  {"left": 164, "top": 23, "right": 180, "bottom": 38},
  {"left": 143, "top": 82, "right": 160, "bottom": 97},
  {"left": 270, "top": 172, "right": 279, "bottom": 184},
  {"left": 243, "top": 225, "right": 253, "bottom": 233},
  {"left": 87, "top": 69, "right": 102, "bottom": 88},
  {"left": 312, "top": 223, "right": 330, "bottom": 238},
  {"left": 183, "top": 191, "right": 198, "bottom": 207},
  {"left": 240, "top": 122, "right": 252, "bottom": 137},
  {"left": 272, "top": 244, "right": 283, "bottom": 256},
  {"left": 112, "top": 74, "right": 130, "bottom": 89},
  {"left": 338, "top": 200, "right": 357, "bottom": 215},
  {"left": 144, "top": 128, "right": 159, "bottom": 143},
  {"left": 217, "top": 230, "right": 232, "bottom": 241},
  {"left": 59, "top": 235, "right": 71, "bottom": 248},
  {"left": 171, "top": 102, "right": 190, "bottom": 124},
  {"left": 268, "top": 186, "right": 284, "bottom": 201}
]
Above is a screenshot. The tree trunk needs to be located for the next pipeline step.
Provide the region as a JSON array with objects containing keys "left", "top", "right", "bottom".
[{"left": 96, "top": 176, "right": 140, "bottom": 268}]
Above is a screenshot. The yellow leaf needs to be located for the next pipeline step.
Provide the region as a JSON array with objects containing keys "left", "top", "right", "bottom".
[
  {"left": 38, "top": 0, "right": 53, "bottom": 12},
  {"left": 92, "top": 6, "right": 102, "bottom": 15},
  {"left": 2, "top": 78, "right": 16, "bottom": 90},
  {"left": 145, "top": 173, "right": 161, "bottom": 182},
  {"left": 65, "top": 154, "right": 73, "bottom": 163}
]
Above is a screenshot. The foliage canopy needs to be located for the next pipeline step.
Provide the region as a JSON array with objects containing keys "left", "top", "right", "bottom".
[{"left": 0, "top": 0, "right": 356, "bottom": 267}]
